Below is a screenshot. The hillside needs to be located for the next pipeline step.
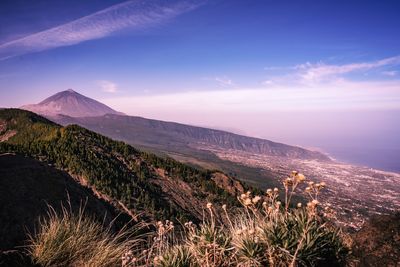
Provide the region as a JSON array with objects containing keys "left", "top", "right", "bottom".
[
  {"left": 0, "top": 153, "right": 130, "bottom": 251},
  {"left": 21, "top": 89, "right": 124, "bottom": 117},
  {"left": 0, "top": 109, "right": 244, "bottom": 224},
  {"left": 55, "top": 113, "right": 330, "bottom": 161}
]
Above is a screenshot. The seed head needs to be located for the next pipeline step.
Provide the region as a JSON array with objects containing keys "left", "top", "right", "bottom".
[
  {"left": 244, "top": 198, "right": 252, "bottom": 206},
  {"left": 297, "top": 173, "right": 306, "bottom": 181},
  {"left": 252, "top": 196, "right": 261, "bottom": 204},
  {"left": 312, "top": 199, "right": 319, "bottom": 205}
]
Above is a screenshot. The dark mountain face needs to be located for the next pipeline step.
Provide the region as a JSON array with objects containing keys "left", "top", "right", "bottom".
[
  {"left": 20, "top": 89, "right": 124, "bottom": 117},
  {"left": 0, "top": 153, "right": 129, "bottom": 251}
]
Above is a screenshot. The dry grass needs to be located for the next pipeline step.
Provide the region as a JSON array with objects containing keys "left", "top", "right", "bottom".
[
  {"left": 139, "top": 171, "right": 349, "bottom": 267},
  {"left": 27, "top": 171, "right": 349, "bottom": 266},
  {"left": 28, "top": 204, "right": 144, "bottom": 267}
]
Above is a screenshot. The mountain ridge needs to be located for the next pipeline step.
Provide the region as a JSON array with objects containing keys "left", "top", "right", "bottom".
[
  {"left": 21, "top": 90, "right": 329, "bottom": 162},
  {"left": 56, "top": 113, "right": 330, "bottom": 161}
]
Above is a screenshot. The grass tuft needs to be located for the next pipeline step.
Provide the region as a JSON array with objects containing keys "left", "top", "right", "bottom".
[{"left": 28, "top": 204, "right": 144, "bottom": 267}]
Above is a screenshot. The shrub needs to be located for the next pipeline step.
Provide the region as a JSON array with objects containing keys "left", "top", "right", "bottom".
[{"left": 148, "top": 171, "right": 349, "bottom": 267}]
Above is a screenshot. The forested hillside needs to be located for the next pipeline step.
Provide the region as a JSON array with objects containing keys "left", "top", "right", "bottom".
[{"left": 0, "top": 109, "right": 243, "bottom": 222}]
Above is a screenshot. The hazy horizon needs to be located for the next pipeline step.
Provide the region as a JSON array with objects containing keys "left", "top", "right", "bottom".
[{"left": 1, "top": 0, "right": 399, "bottom": 172}]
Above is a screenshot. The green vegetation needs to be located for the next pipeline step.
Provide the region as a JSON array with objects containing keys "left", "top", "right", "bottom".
[{"left": 0, "top": 109, "right": 239, "bottom": 222}]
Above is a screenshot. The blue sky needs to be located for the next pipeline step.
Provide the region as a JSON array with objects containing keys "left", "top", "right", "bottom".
[{"left": 1, "top": 0, "right": 400, "bottom": 166}]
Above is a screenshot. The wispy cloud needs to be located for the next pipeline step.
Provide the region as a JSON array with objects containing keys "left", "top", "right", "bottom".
[
  {"left": 382, "top": 70, "right": 398, "bottom": 76},
  {"left": 0, "top": 0, "right": 201, "bottom": 60},
  {"left": 263, "top": 55, "right": 400, "bottom": 85},
  {"left": 97, "top": 80, "right": 118, "bottom": 93},
  {"left": 296, "top": 56, "right": 400, "bottom": 83},
  {"left": 215, "top": 76, "right": 234, "bottom": 87}
]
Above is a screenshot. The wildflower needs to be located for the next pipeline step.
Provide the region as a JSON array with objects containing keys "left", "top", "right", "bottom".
[
  {"left": 276, "top": 201, "right": 281, "bottom": 207},
  {"left": 262, "top": 201, "right": 267, "bottom": 206},
  {"left": 312, "top": 199, "right": 319, "bottom": 205},
  {"left": 297, "top": 203, "right": 302, "bottom": 208},
  {"left": 297, "top": 173, "right": 306, "bottom": 181},
  {"left": 273, "top": 187, "right": 279, "bottom": 193},
  {"left": 244, "top": 198, "right": 252, "bottom": 206},
  {"left": 248, "top": 229, "right": 255, "bottom": 235},
  {"left": 266, "top": 188, "right": 272, "bottom": 194},
  {"left": 305, "top": 186, "right": 311, "bottom": 192},
  {"left": 240, "top": 193, "right": 247, "bottom": 200},
  {"left": 267, "top": 206, "right": 273, "bottom": 212},
  {"left": 291, "top": 170, "right": 298, "bottom": 176},
  {"left": 284, "top": 177, "right": 293, "bottom": 186},
  {"left": 222, "top": 204, "right": 227, "bottom": 210},
  {"left": 206, "top": 202, "right": 213, "bottom": 209},
  {"left": 252, "top": 196, "right": 261, "bottom": 204},
  {"left": 320, "top": 182, "right": 326, "bottom": 187}
]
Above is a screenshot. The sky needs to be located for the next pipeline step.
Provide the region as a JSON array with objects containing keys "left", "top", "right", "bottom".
[{"left": 0, "top": 0, "right": 400, "bottom": 170}]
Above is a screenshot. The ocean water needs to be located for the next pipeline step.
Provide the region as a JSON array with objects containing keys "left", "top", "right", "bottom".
[{"left": 323, "top": 146, "right": 400, "bottom": 173}]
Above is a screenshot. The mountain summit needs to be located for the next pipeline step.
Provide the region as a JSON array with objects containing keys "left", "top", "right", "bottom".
[{"left": 21, "top": 89, "right": 124, "bottom": 117}]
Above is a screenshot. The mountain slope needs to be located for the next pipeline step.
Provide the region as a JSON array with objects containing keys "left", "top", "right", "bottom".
[
  {"left": 0, "top": 153, "right": 130, "bottom": 251},
  {"left": 55, "top": 113, "right": 330, "bottom": 161},
  {"left": 21, "top": 89, "right": 124, "bottom": 117},
  {"left": 0, "top": 109, "right": 243, "bottom": 223}
]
